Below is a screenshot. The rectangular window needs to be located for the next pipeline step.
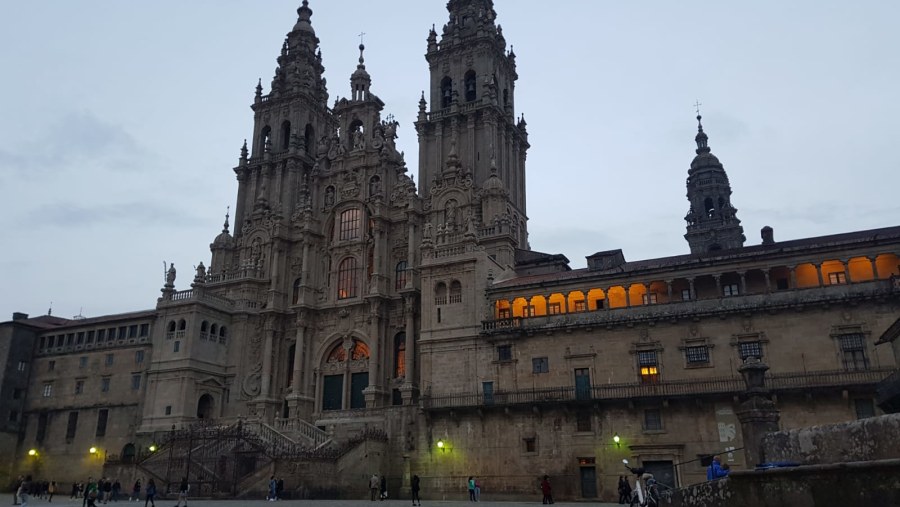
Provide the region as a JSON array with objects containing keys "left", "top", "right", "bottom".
[
  {"left": 854, "top": 399, "right": 876, "bottom": 419},
  {"left": 174, "top": 341, "right": 180, "bottom": 352},
  {"left": 135, "top": 350, "right": 145, "bottom": 364},
  {"left": 105, "top": 353, "right": 114, "bottom": 366},
  {"left": 548, "top": 302, "right": 562, "bottom": 315},
  {"left": 739, "top": 341, "right": 763, "bottom": 360},
  {"left": 80, "top": 356, "right": 88, "bottom": 368},
  {"left": 76, "top": 332, "right": 85, "bottom": 345},
  {"left": 97, "top": 329, "right": 106, "bottom": 342},
  {"left": 638, "top": 351, "right": 660, "bottom": 384},
  {"left": 108, "top": 328, "right": 117, "bottom": 341},
  {"left": 339, "top": 209, "right": 361, "bottom": 241},
  {"left": 642, "top": 293, "right": 658, "bottom": 304},
  {"left": 131, "top": 374, "right": 141, "bottom": 390},
  {"left": 840, "top": 334, "right": 869, "bottom": 371},
  {"left": 681, "top": 289, "right": 692, "bottom": 301},
  {"left": 644, "top": 409, "right": 663, "bottom": 431},
  {"left": 42, "top": 383, "right": 53, "bottom": 397},
  {"left": 66, "top": 333, "right": 74, "bottom": 346},
  {"left": 40, "top": 336, "right": 48, "bottom": 349},
  {"left": 524, "top": 305, "right": 536, "bottom": 317},
  {"left": 139, "top": 323, "right": 149, "bottom": 337},
  {"left": 48, "top": 360, "right": 56, "bottom": 371},
  {"left": 523, "top": 437, "right": 536, "bottom": 453},
  {"left": 685, "top": 345, "right": 710, "bottom": 365},
  {"left": 17, "top": 361, "right": 27, "bottom": 372},
  {"left": 532, "top": 357, "right": 549, "bottom": 374},
  {"left": 118, "top": 326, "right": 127, "bottom": 340},
  {"left": 576, "top": 410, "right": 592, "bottom": 432},
  {"left": 66, "top": 411, "right": 79, "bottom": 440},
  {"left": 56, "top": 335, "right": 64, "bottom": 347},
  {"left": 723, "top": 284, "right": 740, "bottom": 296},
  {"left": 574, "top": 300, "right": 586, "bottom": 312},
  {"left": 86, "top": 330, "right": 95, "bottom": 343},
  {"left": 165, "top": 406, "right": 172, "bottom": 416},
  {"left": 498, "top": 308, "right": 512, "bottom": 319},
  {"left": 75, "top": 380, "right": 84, "bottom": 395},
  {"left": 128, "top": 325, "right": 138, "bottom": 338},
  {"left": 95, "top": 409, "right": 108, "bottom": 437},
  {"left": 36, "top": 413, "right": 48, "bottom": 443},
  {"left": 829, "top": 272, "right": 847, "bottom": 285},
  {"left": 101, "top": 377, "right": 110, "bottom": 393},
  {"left": 497, "top": 345, "right": 512, "bottom": 362}
]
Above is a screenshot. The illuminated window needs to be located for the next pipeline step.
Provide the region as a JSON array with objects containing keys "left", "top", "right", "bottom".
[
  {"left": 497, "top": 345, "right": 512, "bottom": 362},
  {"left": 723, "top": 284, "right": 740, "bottom": 296},
  {"left": 548, "top": 302, "right": 562, "bottom": 315},
  {"left": 395, "top": 261, "right": 408, "bottom": 290},
  {"left": 829, "top": 272, "right": 847, "bottom": 285},
  {"left": 739, "top": 341, "right": 762, "bottom": 361},
  {"left": 394, "top": 333, "right": 406, "bottom": 378},
  {"left": 681, "top": 289, "right": 692, "bottom": 301},
  {"left": 532, "top": 357, "right": 548, "bottom": 374},
  {"left": 685, "top": 345, "right": 710, "bottom": 365},
  {"left": 644, "top": 409, "right": 663, "bottom": 431},
  {"left": 574, "top": 300, "right": 586, "bottom": 312},
  {"left": 524, "top": 305, "right": 536, "bottom": 317},
  {"left": 498, "top": 308, "right": 512, "bottom": 319},
  {"left": 337, "top": 257, "right": 358, "bottom": 299},
  {"left": 339, "top": 209, "right": 361, "bottom": 241},
  {"left": 42, "top": 383, "right": 53, "bottom": 397},
  {"left": 840, "top": 334, "right": 868, "bottom": 371},
  {"left": 641, "top": 293, "right": 658, "bottom": 304},
  {"left": 638, "top": 351, "right": 660, "bottom": 384}
]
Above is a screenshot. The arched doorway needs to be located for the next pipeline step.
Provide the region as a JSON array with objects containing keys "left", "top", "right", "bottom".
[
  {"left": 121, "top": 443, "right": 136, "bottom": 464},
  {"left": 321, "top": 339, "right": 370, "bottom": 411},
  {"left": 197, "top": 394, "right": 214, "bottom": 419}
]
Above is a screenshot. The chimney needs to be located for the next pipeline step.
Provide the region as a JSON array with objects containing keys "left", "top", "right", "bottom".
[
  {"left": 761, "top": 226, "right": 775, "bottom": 245},
  {"left": 12, "top": 312, "right": 29, "bottom": 321}
]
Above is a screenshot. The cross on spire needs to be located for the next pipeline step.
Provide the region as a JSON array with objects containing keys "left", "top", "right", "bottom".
[
  {"left": 359, "top": 32, "right": 366, "bottom": 46},
  {"left": 694, "top": 100, "right": 702, "bottom": 117}
]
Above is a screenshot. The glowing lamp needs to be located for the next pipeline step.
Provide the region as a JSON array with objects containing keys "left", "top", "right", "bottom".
[
  {"left": 89, "top": 447, "right": 98, "bottom": 454},
  {"left": 436, "top": 440, "right": 444, "bottom": 449},
  {"left": 613, "top": 434, "right": 621, "bottom": 448},
  {"left": 148, "top": 445, "right": 158, "bottom": 452},
  {"left": 27, "top": 449, "right": 37, "bottom": 456}
]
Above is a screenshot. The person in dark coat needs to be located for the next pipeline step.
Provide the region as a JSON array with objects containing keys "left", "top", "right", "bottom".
[
  {"left": 617, "top": 476, "right": 632, "bottom": 504},
  {"left": 540, "top": 475, "right": 553, "bottom": 505},
  {"left": 379, "top": 475, "right": 387, "bottom": 500},
  {"left": 411, "top": 475, "right": 421, "bottom": 506}
]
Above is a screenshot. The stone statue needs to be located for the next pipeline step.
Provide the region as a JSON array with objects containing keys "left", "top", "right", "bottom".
[
  {"left": 369, "top": 176, "right": 381, "bottom": 197},
  {"left": 165, "top": 263, "right": 176, "bottom": 287},
  {"left": 353, "top": 129, "right": 366, "bottom": 150},
  {"left": 325, "top": 186, "right": 336, "bottom": 206},
  {"left": 194, "top": 262, "right": 207, "bottom": 283},
  {"left": 423, "top": 222, "right": 434, "bottom": 240}
]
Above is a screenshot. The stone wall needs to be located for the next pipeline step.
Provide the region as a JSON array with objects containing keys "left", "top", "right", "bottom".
[{"left": 761, "top": 413, "right": 900, "bottom": 464}]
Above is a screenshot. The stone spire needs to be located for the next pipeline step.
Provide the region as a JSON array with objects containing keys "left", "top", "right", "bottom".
[
  {"left": 684, "top": 114, "right": 745, "bottom": 254},
  {"left": 350, "top": 42, "right": 372, "bottom": 101}
]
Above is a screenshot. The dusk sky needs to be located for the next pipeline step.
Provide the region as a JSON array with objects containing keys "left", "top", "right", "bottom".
[{"left": 2, "top": 0, "right": 898, "bottom": 319}]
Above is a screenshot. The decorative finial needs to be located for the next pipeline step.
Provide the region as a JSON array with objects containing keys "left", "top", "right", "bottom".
[
  {"left": 223, "top": 206, "right": 231, "bottom": 234},
  {"left": 694, "top": 102, "right": 710, "bottom": 153},
  {"left": 240, "top": 139, "right": 248, "bottom": 159}
]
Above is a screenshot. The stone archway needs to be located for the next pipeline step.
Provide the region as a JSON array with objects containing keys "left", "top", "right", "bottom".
[{"left": 197, "top": 393, "right": 215, "bottom": 419}]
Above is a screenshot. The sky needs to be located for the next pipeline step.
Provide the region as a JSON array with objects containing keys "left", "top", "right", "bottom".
[{"left": 1, "top": 0, "right": 899, "bottom": 320}]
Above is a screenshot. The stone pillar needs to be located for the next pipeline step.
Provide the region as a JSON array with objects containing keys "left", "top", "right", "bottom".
[
  {"left": 843, "top": 260, "right": 852, "bottom": 283},
  {"left": 371, "top": 222, "right": 384, "bottom": 294},
  {"left": 869, "top": 256, "right": 880, "bottom": 279},
  {"left": 364, "top": 300, "right": 384, "bottom": 407},
  {"left": 735, "top": 358, "right": 781, "bottom": 468},
  {"left": 815, "top": 263, "right": 824, "bottom": 286},
  {"left": 625, "top": 286, "right": 632, "bottom": 308},
  {"left": 763, "top": 270, "right": 771, "bottom": 293},
  {"left": 287, "top": 317, "right": 314, "bottom": 419},
  {"left": 401, "top": 296, "right": 418, "bottom": 405},
  {"left": 260, "top": 326, "right": 275, "bottom": 400},
  {"left": 406, "top": 219, "right": 416, "bottom": 290},
  {"left": 714, "top": 275, "right": 722, "bottom": 296},
  {"left": 688, "top": 278, "right": 696, "bottom": 300},
  {"left": 644, "top": 283, "right": 652, "bottom": 304},
  {"left": 739, "top": 272, "right": 747, "bottom": 295},
  {"left": 666, "top": 280, "right": 673, "bottom": 302},
  {"left": 789, "top": 266, "right": 798, "bottom": 288}
]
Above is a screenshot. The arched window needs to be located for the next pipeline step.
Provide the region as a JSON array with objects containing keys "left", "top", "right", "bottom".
[
  {"left": 287, "top": 344, "right": 296, "bottom": 386},
  {"left": 394, "top": 333, "right": 406, "bottom": 378},
  {"left": 338, "top": 257, "right": 358, "bottom": 299},
  {"left": 167, "top": 321, "right": 176, "bottom": 333},
  {"left": 441, "top": 76, "right": 453, "bottom": 108},
  {"left": 503, "top": 88, "right": 509, "bottom": 107},
  {"left": 704, "top": 197, "right": 715, "bottom": 217},
  {"left": 197, "top": 394, "right": 214, "bottom": 419},
  {"left": 219, "top": 326, "right": 227, "bottom": 344},
  {"left": 293, "top": 278, "right": 302, "bottom": 304},
  {"left": 434, "top": 282, "right": 448, "bottom": 305},
  {"left": 121, "top": 443, "right": 136, "bottom": 464},
  {"left": 304, "top": 124, "right": 315, "bottom": 156},
  {"left": 200, "top": 321, "right": 209, "bottom": 340},
  {"left": 395, "top": 261, "right": 408, "bottom": 290},
  {"left": 178, "top": 319, "right": 187, "bottom": 331},
  {"left": 210, "top": 324, "right": 218, "bottom": 337},
  {"left": 280, "top": 120, "right": 292, "bottom": 151},
  {"left": 449, "top": 280, "right": 462, "bottom": 304},
  {"left": 464, "top": 70, "right": 477, "bottom": 102},
  {"left": 339, "top": 209, "right": 361, "bottom": 241},
  {"left": 260, "top": 125, "right": 272, "bottom": 154}
]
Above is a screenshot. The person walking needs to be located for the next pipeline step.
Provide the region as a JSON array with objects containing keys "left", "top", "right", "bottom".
[
  {"left": 143, "top": 479, "right": 156, "bottom": 507},
  {"left": 474, "top": 478, "right": 481, "bottom": 502},
  {"left": 369, "top": 474, "right": 379, "bottom": 501},
  {"left": 13, "top": 475, "right": 23, "bottom": 505},
  {"left": 467, "top": 477, "right": 475, "bottom": 502},
  {"left": 411, "top": 475, "right": 421, "bottom": 506},
  {"left": 267, "top": 476, "right": 277, "bottom": 501},
  {"left": 16, "top": 475, "right": 31, "bottom": 507},
  {"left": 540, "top": 475, "right": 553, "bottom": 505},
  {"left": 85, "top": 480, "right": 99, "bottom": 507},
  {"left": 173, "top": 477, "right": 189, "bottom": 507},
  {"left": 617, "top": 476, "right": 631, "bottom": 504},
  {"left": 48, "top": 481, "right": 57, "bottom": 502},
  {"left": 379, "top": 475, "right": 387, "bottom": 500},
  {"left": 131, "top": 480, "right": 141, "bottom": 502}
]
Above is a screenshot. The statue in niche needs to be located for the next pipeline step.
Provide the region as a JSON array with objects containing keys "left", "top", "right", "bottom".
[
  {"left": 423, "top": 222, "right": 433, "bottom": 241},
  {"left": 324, "top": 186, "right": 336, "bottom": 206},
  {"left": 353, "top": 129, "right": 366, "bottom": 151},
  {"left": 369, "top": 176, "right": 381, "bottom": 197},
  {"left": 250, "top": 237, "right": 262, "bottom": 266},
  {"left": 445, "top": 200, "right": 459, "bottom": 230}
]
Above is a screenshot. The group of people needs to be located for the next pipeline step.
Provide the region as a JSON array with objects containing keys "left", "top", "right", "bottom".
[
  {"left": 368, "top": 473, "right": 422, "bottom": 505},
  {"left": 64, "top": 476, "right": 158, "bottom": 507},
  {"left": 266, "top": 476, "right": 285, "bottom": 501},
  {"left": 466, "top": 476, "right": 482, "bottom": 502},
  {"left": 12, "top": 476, "right": 58, "bottom": 505}
]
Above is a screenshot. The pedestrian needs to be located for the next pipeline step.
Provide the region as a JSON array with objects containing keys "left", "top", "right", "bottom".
[
  {"left": 540, "top": 475, "right": 553, "bottom": 505},
  {"left": 268, "top": 476, "right": 277, "bottom": 501},
  {"left": 83, "top": 477, "right": 95, "bottom": 507},
  {"left": 131, "top": 480, "right": 141, "bottom": 502},
  {"left": 48, "top": 481, "right": 57, "bottom": 502},
  {"left": 276, "top": 478, "right": 284, "bottom": 500},
  {"left": 411, "top": 474, "right": 421, "bottom": 506},
  {"left": 173, "top": 477, "right": 189, "bottom": 507},
  {"left": 71, "top": 482, "right": 80, "bottom": 500},
  {"left": 379, "top": 475, "right": 387, "bottom": 500},
  {"left": 706, "top": 455, "right": 729, "bottom": 481},
  {"left": 467, "top": 477, "right": 475, "bottom": 502},
  {"left": 85, "top": 480, "right": 99, "bottom": 507},
  {"left": 112, "top": 479, "right": 121, "bottom": 502},
  {"left": 617, "top": 476, "right": 631, "bottom": 504},
  {"left": 143, "top": 479, "right": 156, "bottom": 507},
  {"left": 369, "top": 474, "right": 379, "bottom": 501},
  {"left": 13, "top": 475, "right": 23, "bottom": 505},
  {"left": 474, "top": 478, "right": 481, "bottom": 502},
  {"left": 17, "top": 475, "right": 31, "bottom": 507}
]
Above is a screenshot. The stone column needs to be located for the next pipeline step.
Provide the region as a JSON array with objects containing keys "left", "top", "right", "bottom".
[
  {"left": 843, "top": 260, "right": 852, "bottom": 283},
  {"left": 735, "top": 358, "right": 781, "bottom": 468},
  {"left": 688, "top": 278, "right": 696, "bottom": 300},
  {"left": 815, "top": 263, "right": 824, "bottom": 286},
  {"left": 739, "top": 272, "right": 747, "bottom": 295},
  {"left": 869, "top": 256, "right": 880, "bottom": 279},
  {"left": 789, "top": 266, "right": 798, "bottom": 288},
  {"left": 370, "top": 222, "right": 384, "bottom": 294},
  {"left": 714, "top": 275, "right": 722, "bottom": 296},
  {"left": 625, "top": 286, "right": 632, "bottom": 308},
  {"left": 364, "top": 300, "right": 383, "bottom": 408},
  {"left": 644, "top": 283, "right": 652, "bottom": 304},
  {"left": 763, "top": 271, "right": 771, "bottom": 293},
  {"left": 401, "top": 296, "right": 418, "bottom": 405},
  {"left": 406, "top": 219, "right": 416, "bottom": 290},
  {"left": 666, "top": 280, "right": 673, "bottom": 303},
  {"left": 291, "top": 325, "right": 306, "bottom": 395}
]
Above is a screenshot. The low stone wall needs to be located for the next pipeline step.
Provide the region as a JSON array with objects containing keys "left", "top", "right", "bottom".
[
  {"left": 761, "top": 413, "right": 900, "bottom": 464},
  {"left": 661, "top": 459, "right": 900, "bottom": 507}
]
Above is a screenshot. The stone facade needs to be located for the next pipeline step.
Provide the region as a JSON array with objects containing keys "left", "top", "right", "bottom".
[{"left": 2, "top": 0, "right": 899, "bottom": 502}]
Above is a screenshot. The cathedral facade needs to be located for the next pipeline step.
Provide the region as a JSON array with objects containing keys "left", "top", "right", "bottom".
[{"left": 3, "top": 0, "right": 899, "bottom": 501}]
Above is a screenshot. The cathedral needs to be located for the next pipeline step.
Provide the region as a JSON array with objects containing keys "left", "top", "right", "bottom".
[{"left": 2, "top": 0, "right": 899, "bottom": 502}]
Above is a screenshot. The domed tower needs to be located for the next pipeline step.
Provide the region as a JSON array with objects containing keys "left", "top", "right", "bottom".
[{"left": 684, "top": 114, "right": 745, "bottom": 253}]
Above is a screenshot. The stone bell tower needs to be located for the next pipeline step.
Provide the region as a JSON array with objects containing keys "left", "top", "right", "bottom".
[
  {"left": 684, "top": 114, "right": 745, "bottom": 254},
  {"left": 415, "top": 0, "right": 530, "bottom": 263}
]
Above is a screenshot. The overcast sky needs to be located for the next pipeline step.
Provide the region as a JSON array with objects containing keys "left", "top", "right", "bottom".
[{"left": 2, "top": 1, "right": 898, "bottom": 320}]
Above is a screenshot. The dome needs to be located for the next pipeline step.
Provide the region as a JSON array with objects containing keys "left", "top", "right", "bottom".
[
  {"left": 483, "top": 172, "right": 504, "bottom": 191},
  {"left": 690, "top": 151, "right": 721, "bottom": 172},
  {"left": 213, "top": 231, "right": 233, "bottom": 247}
]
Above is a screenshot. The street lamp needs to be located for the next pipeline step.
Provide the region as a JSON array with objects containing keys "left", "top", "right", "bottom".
[
  {"left": 613, "top": 434, "right": 621, "bottom": 448},
  {"left": 89, "top": 447, "right": 98, "bottom": 455},
  {"left": 148, "top": 444, "right": 158, "bottom": 453},
  {"left": 436, "top": 440, "right": 445, "bottom": 450},
  {"left": 27, "top": 449, "right": 38, "bottom": 457}
]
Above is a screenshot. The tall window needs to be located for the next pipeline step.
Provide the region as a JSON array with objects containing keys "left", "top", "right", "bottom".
[
  {"left": 464, "top": 70, "right": 477, "bottom": 102},
  {"left": 66, "top": 411, "right": 79, "bottom": 440},
  {"left": 95, "top": 409, "right": 109, "bottom": 437},
  {"left": 497, "top": 345, "right": 512, "bottom": 362},
  {"left": 829, "top": 272, "right": 847, "bottom": 285},
  {"left": 441, "top": 76, "right": 453, "bottom": 108},
  {"left": 101, "top": 377, "right": 111, "bottom": 393},
  {"left": 395, "top": 261, "right": 408, "bottom": 290},
  {"left": 394, "top": 333, "right": 406, "bottom": 378},
  {"left": 75, "top": 380, "right": 84, "bottom": 395},
  {"left": 685, "top": 345, "right": 710, "bottom": 366},
  {"left": 131, "top": 374, "right": 142, "bottom": 391},
  {"left": 840, "top": 334, "right": 869, "bottom": 371},
  {"left": 337, "top": 257, "right": 358, "bottom": 299},
  {"left": 293, "top": 278, "right": 302, "bottom": 304},
  {"left": 339, "top": 209, "right": 361, "bottom": 241},
  {"left": 644, "top": 409, "right": 663, "bottom": 431},
  {"left": 42, "top": 383, "right": 53, "bottom": 397},
  {"left": 449, "top": 281, "right": 462, "bottom": 304},
  {"left": 575, "top": 410, "right": 591, "bottom": 432},
  {"left": 739, "top": 341, "right": 763, "bottom": 361},
  {"left": 638, "top": 351, "right": 660, "bottom": 384}
]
